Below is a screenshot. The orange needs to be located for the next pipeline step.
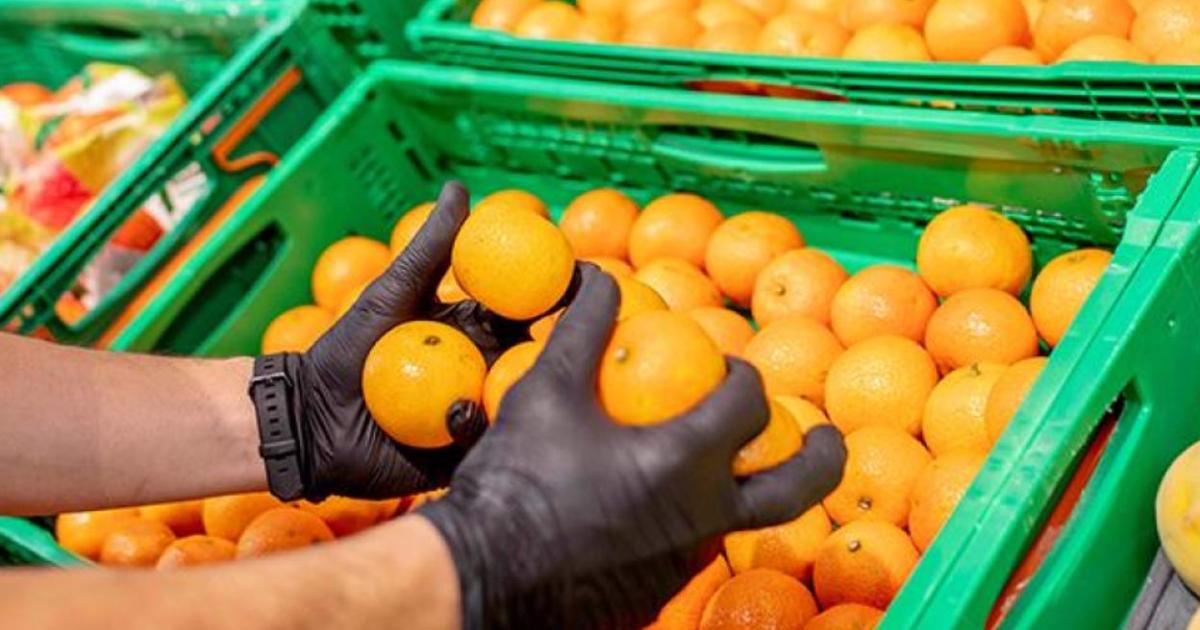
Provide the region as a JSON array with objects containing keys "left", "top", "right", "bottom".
[
  {"left": 629, "top": 193, "right": 724, "bottom": 269},
  {"left": 560, "top": 188, "right": 640, "bottom": 259},
  {"left": 696, "top": 0, "right": 764, "bottom": 26},
  {"left": 599, "top": 310, "right": 727, "bottom": 425},
  {"left": 757, "top": 12, "right": 851, "bottom": 56},
  {"left": 635, "top": 258, "right": 724, "bottom": 311},
  {"left": 788, "top": 0, "right": 844, "bottom": 17},
  {"left": 1030, "top": 248, "right": 1112, "bottom": 347},
  {"left": 696, "top": 21, "right": 763, "bottom": 50},
  {"left": 483, "top": 340, "right": 544, "bottom": 419},
  {"left": 909, "top": 449, "right": 987, "bottom": 551},
  {"left": 576, "top": 12, "right": 624, "bottom": 41},
  {"left": 1033, "top": 0, "right": 1135, "bottom": 60},
  {"left": 475, "top": 189, "right": 550, "bottom": 218},
  {"left": 824, "top": 335, "right": 938, "bottom": 436},
  {"left": 916, "top": 204, "right": 1033, "bottom": 298},
  {"left": 921, "top": 362, "right": 1005, "bottom": 456},
  {"left": 472, "top": 0, "right": 541, "bottom": 30},
  {"left": 924, "top": 288, "right": 1039, "bottom": 373},
  {"left": 700, "top": 569, "right": 818, "bottom": 630},
  {"left": 333, "top": 279, "right": 372, "bottom": 320},
  {"left": 438, "top": 271, "right": 469, "bottom": 303},
  {"left": 514, "top": 1, "right": 583, "bottom": 39},
  {"left": 842, "top": 23, "right": 932, "bottom": 60},
  {"left": 140, "top": 500, "right": 204, "bottom": 537},
  {"left": 98, "top": 518, "right": 176, "bottom": 567},
  {"left": 823, "top": 425, "right": 931, "bottom": 526},
  {"left": 362, "top": 321, "right": 487, "bottom": 449},
  {"left": 980, "top": 45, "right": 1045, "bottom": 63},
  {"left": 530, "top": 309, "right": 562, "bottom": 342},
  {"left": 734, "top": 400, "right": 803, "bottom": 476},
  {"left": 623, "top": 8, "right": 705, "bottom": 46},
  {"left": 924, "top": 0, "right": 1030, "bottom": 61},
  {"left": 452, "top": 204, "right": 574, "bottom": 320},
  {"left": 656, "top": 556, "right": 732, "bottom": 630},
  {"left": 724, "top": 506, "right": 831, "bottom": 581},
  {"left": 201, "top": 493, "right": 286, "bottom": 542},
  {"left": 56, "top": 508, "right": 141, "bottom": 560},
  {"left": 311, "top": 236, "right": 391, "bottom": 311},
  {"left": 375, "top": 498, "right": 405, "bottom": 521},
  {"left": 584, "top": 256, "right": 635, "bottom": 278},
  {"left": 1022, "top": 0, "right": 1044, "bottom": 27},
  {"left": 687, "top": 307, "right": 756, "bottom": 356},
  {"left": 774, "top": 395, "right": 831, "bottom": 432},
  {"left": 389, "top": 201, "right": 436, "bottom": 255},
  {"left": 0, "top": 82, "right": 52, "bottom": 106},
  {"left": 830, "top": 265, "right": 936, "bottom": 346},
  {"left": 626, "top": 0, "right": 699, "bottom": 19},
  {"left": 743, "top": 316, "right": 844, "bottom": 407},
  {"left": 735, "top": 0, "right": 788, "bottom": 17},
  {"left": 705, "top": 212, "right": 806, "bottom": 307},
  {"left": 843, "top": 0, "right": 935, "bottom": 30},
  {"left": 1057, "top": 34, "right": 1150, "bottom": 61},
  {"left": 813, "top": 520, "right": 919, "bottom": 609},
  {"left": 984, "top": 356, "right": 1048, "bottom": 443},
  {"left": 155, "top": 535, "right": 237, "bottom": 569},
  {"left": 579, "top": 0, "right": 627, "bottom": 14},
  {"left": 1155, "top": 40, "right": 1200, "bottom": 63},
  {"left": 1131, "top": 0, "right": 1200, "bottom": 58},
  {"left": 297, "top": 496, "right": 382, "bottom": 537},
  {"left": 236, "top": 507, "right": 335, "bottom": 558},
  {"left": 804, "top": 604, "right": 885, "bottom": 630},
  {"left": 751, "top": 248, "right": 847, "bottom": 328}
]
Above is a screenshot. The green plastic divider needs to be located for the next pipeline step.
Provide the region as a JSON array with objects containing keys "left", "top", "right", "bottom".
[
  {"left": 0, "top": 0, "right": 421, "bottom": 346},
  {"left": 407, "top": 0, "right": 1200, "bottom": 127},
  {"left": 83, "top": 62, "right": 1198, "bottom": 625},
  {"left": 0, "top": 517, "right": 82, "bottom": 567}
]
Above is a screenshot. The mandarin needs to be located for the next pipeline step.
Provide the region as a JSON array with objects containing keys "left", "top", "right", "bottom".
[
  {"left": 583, "top": 256, "right": 635, "bottom": 278},
  {"left": 916, "top": 204, "right": 1032, "bottom": 298},
  {"left": 830, "top": 265, "right": 936, "bottom": 346},
  {"left": 924, "top": 288, "right": 1039, "bottom": 373},
  {"left": 1057, "top": 34, "right": 1150, "bottom": 61},
  {"left": 1131, "top": 0, "right": 1200, "bottom": 58},
  {"left": 687, "top": 307, "right": 756, "bottom": 356},
  {"left": 514, "top": 2, "right": 583, "bottom": 39},
  {"left": 560, "top": 188, "right": 640, "bottom": 259},
  {"left": 804, "top": 604, "right": 885, "bottom": 630},
  {"left": 389, "top": 201, "right": 436, "bottom": 255},
  {"left": 774, "top": 395, "right": 832, "bottom": 432},
  {"left": 475, "top": 188, "right": 550, "bottom": 218},
  {"left": 751, "top": 248, "right": 847, "bottom": 328},
  {"left": 629, "top": 193, "right": 725, "bottom": 269},
  {"left": 842, "top": 0, "right": 935, "bottom": 30},
  {"left": 736, "top": 0, "right": 789, "bottom": 17},
  {"left": 155, "top": 535, "right": 237, "bottom": 569},
  {"left": 924, "top": 0, "right": 1030, "bottom": 61},
  {"left": 724, "top": 506, "right": 831, "bottom": 581},
  {"left": 824, "top": 335, "right": 938, "bottom": 436},
  {"left": 576, "top": 12, "right": 624, "bottom": 41},
  {"left": 623, "top": 8, "right": 705, "bottom": 45},
  {"left": 734, "top": 401, "right": 804, "bottom": 476},
  {"left": 984, "top": 356, "right": 1048, "bottom": 443},
  {"left": 472, "top": 0, "right": 541, "bottom": 30},
  {"left": 909, "top": 449, "right": 987, "bottom": 551},
  {"left": 812, "top": 520, "right": 919, "bottom": 609},
  {"left": 922, "top": 362, "right": 1005, "bottom": 456},
  {"left": 979, "top": 45, "right": 1045, "bottom": 63},
  {"left": 705, "top": 212, "right": 805, "bottom": 307},
  {"left": 1030, "top": 248, "right": 1111, "bottom": 347},
  {"left": 823, "top": 425, "right": 931, "bottom": 526},
  {"left": 140, "top": 500, "right": 204, "bottom": 537},
  {"left": 700, "top": 569, "right": 818, "bottom": 630},
  {"left": 56, "top": 508, "right": 141, "bottom": 560},
  {"left": 1156, "top": 40, "right": 1200, "bottom": 64},
  {"left": 635, "top": 258, "right": 724, "bottom": 311},
  {"left": 310, "top": 237, "right": 391, "bottom": 311},
  {"left": 1033, "top": 0, "right": 1135, "bottom": 60},
  {"left": 202, "top": 493, "right": 286, "bottom": 542},
  {"left": 99, "top": 518, "right": 176, "bottom": 567},
  {"left": 438, "top": 272, "right": 469, "bottom": 303},
  {"left": 656, "top": 556, "right": 733, "bottom": 630},
  {"left": 743, "top": 316, "right": 844, "bottom": 406},
  {"left": 787, "top": 0, "right": 844, "bottom": 17},
  {"left": 297, "top": 496, "right": 382, "bottom": 537},
  {"left": 697, "top": 21, "right": 764, "bottom": 50},
  {"left": 626, "top": 0, "right": 699, "bottom": 19},
  {"left": 757, "top": 12, "right": 851, "bottom": 56},
  {"left": 236, "top": 507, "right": 334, "bottom": 558},
  {"left": 842, "top": 23, "right": 932, "bottom": 60},
  {"left": 696, "top": 0, "right": 765, "bottom": 26},
  {"left": 483, "top": 340, "right": 544, "bottom": 419}
]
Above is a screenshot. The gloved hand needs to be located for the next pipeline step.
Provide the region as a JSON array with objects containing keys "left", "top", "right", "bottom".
[
  {"left": 261, "top": 181, "right": 532, "bottom": 502},
  {"left": 418, "top": 265, "right": 848, "bottom": 630}
]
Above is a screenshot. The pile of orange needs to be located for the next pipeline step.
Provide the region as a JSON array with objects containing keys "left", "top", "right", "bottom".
[
  {"left": 55, "top": 493, "right": 410, "bottom": 568},
  {"left": 470, "top": 0, "right": 1200, "bottom": 64}
]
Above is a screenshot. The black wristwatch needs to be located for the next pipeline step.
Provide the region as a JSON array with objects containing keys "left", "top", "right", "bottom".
[{"left": 248, "top": 354, "right": 307, "bottom": 501}]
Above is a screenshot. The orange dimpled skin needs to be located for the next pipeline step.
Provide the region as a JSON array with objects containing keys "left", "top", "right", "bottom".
[
  {"left": 1033, "top": 0, "right": 1135, "bottom": 61},
  {"left": 924, "top": 288, "right": 1039, "bottom": 373},
  {"left": 599, "top": 311, "right": 727, "bottom": 426},
  {"left": 656, "top": 556, "right": 732, "bottom": 629},
  {"left": 1131, "top": 0, "right": 1200, "bottom": 58},
  {"left": 724, "top": 506, "right": 831, "bottom": 581},
  {"left": 635, "top": 258, "right": 724, "bottom": 311},
  {"left": 804, "top": 604, "right": 885, "bottom": 630},
  {"left": 921, "top": 363, "right": 1006, "bottom": 456},
  {"left": 917, "top": 204, "right": 1032, "bottom": 298},
  {"left": 757, "top": 12, "right": 851, "bottom": 56},
  {"left": 734, "top": 401, "right": 803, "bottom": 476},
  {"left": 824, "top": 335, "right": 938, "bottom": 436},
  {"left": 140, "top": 500, "right": 205, "bottom": 537},
  {"left": 56, "top": 508, "right": 141, "bottom": 560},
  {"left": 752, "top": 249, "right": 847, "bottom": 328},
  {"left": 823, "top": 426, "right": 931, "bottom": 526},
  {"left": 830, "top": 265, "right": 937, "bottom": 346},
  {"left": 743, "top": 316, "right": 844, "bottom": 407},
  {"left": 261, "top": 305, "right": 334, "bottom": 354},
  {"left": 389, "top": 201, "right": 436, "bottom": 255},
  {"left": 583, "top": 256, "right": 635, "bottom": 278},
  {"left": 629, "top": 193, "right": 724, "bottom": 269},
  {"left": 984, "top": 356, "right": 1048, "bottom": 443},
  {"left": 705, "top": 212, "right": 805, "bottom": 307},
  {"left": 626, "top": 0, "right": 698, "bottom": 19},
  {"left": 475, "top": 189, "right": 550, "bottom": 218},
  {"left": 979, "top": 45, "right": 1045, "bottom": 63},
  {"left": 843, "top": 0, "right": 935, "bottom": 31},
  {"left": 1057, "top": 34, "right": 1150, "bottom": 61},
  {"left": 687, "top": 307, "right": 756, "bottom": 356},
  {"left": 310, "top": 237, "right": 391, "bottom": 311},
  {"left": 472, "top": 0, "right": 541, "bottom": 30},
  {"left": 737, "top": 0, "right": 788, "bottom": 18},
  {"left": 576, "top": 12, "right": 624, "bottom": 41},
  {"left": 923, "top": 0, "right": 1030, "bottom": 61},
  {"left": 695, "top": 0, "right": 764, "bottom": 28},
  {"left": 155, "top": 535, "right": 237, "bottom": 569},
  {"left": 483, "top": 340, "right": 544, "bottom": 420},
  {"left": 909, "top": 450, "right": 987, "bottom": 551},
  {"left": 1030, "top": 248, "right": 1112, "bottom": 347},
  {"left": 812, "top": 520, "right": 919, "bottom": 609},
  {"left": 514, "top": 2, "right": 583, "bottom": 39},
  {"left": 774, "top": 395, "right": 831, "bottom": 433},
  {"left": 202, "top": 493, "right": 286, "bottom": 542},
  {"left": 842, "top": 24, "right": 933, "bottom": 61},
  {"left": 696, "top": 21, "right": 763, "bottom": 50},
  {"left": 236, "top": 507, "right": 335, "bottom": 558},
  {"left": 560, "top": 188, "right": 640, "bottom": 259},
  {"left": 699, "top": 569, "right": 818, "bottom": 630},
  {"left": 362, "top": 321, "right": 486, "bottom": 449},
  {"left": 99, "top": 518, "right": 176, "bottom": 567},
  {"left": 579, "top": 0, "right": 626, "bottom": 14},
  {"left": 297, "top": 496, "right": 382, "bottom": 538},
  {"left": 623, "top": 9, "right": 705, "bottom": 46}
]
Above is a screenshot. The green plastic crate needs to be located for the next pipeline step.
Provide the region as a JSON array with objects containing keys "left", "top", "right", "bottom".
[
  {"left": 0, "top": 517, "right": 82, "bottom": 567},
  {"left": 407, "top": 0, "right": 1200, "bottom": 127},
  {"left": 85, "top": 61, "right": 1199, "bottom": 626},
  {"left": 0, "top": 0, "right": 422, "bottom": 345}
]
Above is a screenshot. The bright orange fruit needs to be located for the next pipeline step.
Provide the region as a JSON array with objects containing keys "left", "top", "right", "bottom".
[
  {"left": 916, "top": 204, "right": 1032, "bottom": 298},
  {"left": 559, "top": 188, "right": 640, "bottom": 260},
  {"left": 924, "top": 288, "right": 1039, "bottom": 373},
  {"left": 823, "top": 425, "right": 931, "bottom": 526},
  {"left": 743, "top": 316, "right": 844, "bottom": 407},
  {"left": 830, "top": 265, "right": 936, "bottom": 346},
  {"left": 921, "top": 362, "right": 1006, "bottom": 456},
  {"left": 705, "top": 212, "right": 805, "bottom": 307},
  {"left": 824, "top": 335, "right": 939, "bottom": 436},
  {"left": 751, "top": 248, "right": 847, "bottom": 328},
  {"left": 812, "top": 520, "right": 919, "bottom": 609},
  {"left": 629, "top": 193, "right": 725, "bottom": 269},
  {"left": 1029, "top": 247, "right": 1112, "bottom": 347}
]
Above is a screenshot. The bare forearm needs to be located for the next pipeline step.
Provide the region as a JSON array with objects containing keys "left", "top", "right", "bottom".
[
  {"left": 0, "top": 334, "right": 264, "bottom": 514},
  {"left": 0, "top": 516, "right": 460, "bottom": 630}
]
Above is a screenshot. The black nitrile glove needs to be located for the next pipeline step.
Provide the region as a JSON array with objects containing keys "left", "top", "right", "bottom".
[
  {"left": 419, "top": 265, "right": 848, "bottom": 630},
  {"left": 260, "top": 181, "right": 532, "bottom": 502}
]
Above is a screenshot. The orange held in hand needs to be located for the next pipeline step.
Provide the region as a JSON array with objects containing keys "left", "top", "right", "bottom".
[
  {"left": 598, "top": 310, "right": 726, "bottom": 425},
  {"left": 705, "top": 211, "right": 805, "bottom": 307},
  {"left": 724, "top": 506, "right": 832, "bottom": 581},
  {"left": 310, "top": 237, "right": 391, "bottom": 311},
  {"left": 629, "top": 193, "right": 724, "bottom": 269},
  {"left": 483, "top": 340, "right": 544, "bottom": 419},
  {"left": 823, "top": 425, "right": 931, "bottom": 526},
  {"left": 733, "top": 400, "right": 803, "bottom": 476},
  {"left": 700, "top": 568, "right": 818, "bottom": 630},
  {"left": 812, "top": 520, "right": 919, "bottom": 609},
  {"left": 362, "top": 321, "right": 486, "bottom": 449},
  {"left": 751, "top": 248, "right": 847, "bottom": 328},
  {"left": 475, "top": 189, "right": 550, "bottom": 218}
]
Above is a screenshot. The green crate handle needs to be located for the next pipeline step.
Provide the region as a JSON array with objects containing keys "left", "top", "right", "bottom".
[
  {"left": 650, "top": 132, "right": 829, "bottom": 176},
  {"left": 47, "top": 21, "right": 161, "bottom": 63}
]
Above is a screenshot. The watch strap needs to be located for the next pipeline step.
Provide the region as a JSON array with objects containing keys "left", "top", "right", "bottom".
[{"left": 249, "top": 354, "right": 305, "bottom": 501}]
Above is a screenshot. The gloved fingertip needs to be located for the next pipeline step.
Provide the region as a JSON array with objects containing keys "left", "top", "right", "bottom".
[{"left": 447, "top": 400, "right": 489, "bottom": 448}]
